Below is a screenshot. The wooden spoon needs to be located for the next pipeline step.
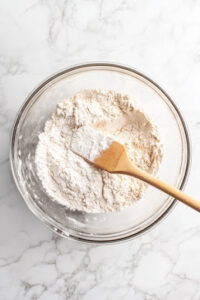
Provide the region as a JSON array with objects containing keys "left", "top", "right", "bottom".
[{"left": 71, "top": 126, "right": 200, "bottom": 212}]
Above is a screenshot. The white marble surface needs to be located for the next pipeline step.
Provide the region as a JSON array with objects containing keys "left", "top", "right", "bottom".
[{"left": 1, "top": 0, "right": 200, "bottom": 299}]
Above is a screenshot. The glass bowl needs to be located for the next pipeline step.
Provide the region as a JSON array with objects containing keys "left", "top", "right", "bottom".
[{"left": 10, "top": 63, "right": 190, "bottom": 244}]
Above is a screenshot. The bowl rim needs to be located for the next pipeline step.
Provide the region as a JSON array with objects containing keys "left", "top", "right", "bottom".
[{"left": 10, "top": 62, "right": 191, "bottom": 244}]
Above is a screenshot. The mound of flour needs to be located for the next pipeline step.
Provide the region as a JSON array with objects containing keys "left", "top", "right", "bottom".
[
  {"left": 35, "top": 89, "right": 162, "bottom": 213},
  {"left": 70, "top": 126, "right": 114, "bottom": 161}
]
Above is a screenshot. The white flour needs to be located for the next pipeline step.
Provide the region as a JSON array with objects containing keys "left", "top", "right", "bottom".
[
  {"left": 70, "top": 126, "right": 114, "bottom": 161},
  {"left": 35, "top": 89, "right": 163, "bottom": 213}
]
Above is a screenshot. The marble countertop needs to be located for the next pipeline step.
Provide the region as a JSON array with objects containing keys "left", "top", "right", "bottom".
[{"left": 1, "top": 0, "right": 200, "bottom": 299}]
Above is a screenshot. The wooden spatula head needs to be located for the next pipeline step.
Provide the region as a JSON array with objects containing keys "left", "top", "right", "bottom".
[{"left": 93, "top": 141, "right": 127, "bottom": 172}]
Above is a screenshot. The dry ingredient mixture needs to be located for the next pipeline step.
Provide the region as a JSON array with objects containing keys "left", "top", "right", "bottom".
[
  {"left": 70, "top": 126, "right": 114, "bottom": 161},
  {"left": 35, "top": 89, "right": 163, "bottom": 213}
]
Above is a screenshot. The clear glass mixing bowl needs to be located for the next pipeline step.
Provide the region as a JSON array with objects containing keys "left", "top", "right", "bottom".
[{"left": 10, "top": 63, "right": 190, "bottom": 244}]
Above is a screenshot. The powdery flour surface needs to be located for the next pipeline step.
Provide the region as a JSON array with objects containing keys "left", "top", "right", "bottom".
[
  {"left": 35, "top": 90, "right": 163, "bottom": 213},
  {"left": 70, "top": 126, "right": 114, "bottom": 161}
]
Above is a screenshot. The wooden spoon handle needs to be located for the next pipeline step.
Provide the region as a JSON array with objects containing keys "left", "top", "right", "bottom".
[{"left": 122, "top": 165, "right": 200, "bottom": 212}]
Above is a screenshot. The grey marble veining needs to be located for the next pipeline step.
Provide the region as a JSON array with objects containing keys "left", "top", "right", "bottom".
[{"left": 0, "top": 0, "right": 200, "bottom": 299}]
